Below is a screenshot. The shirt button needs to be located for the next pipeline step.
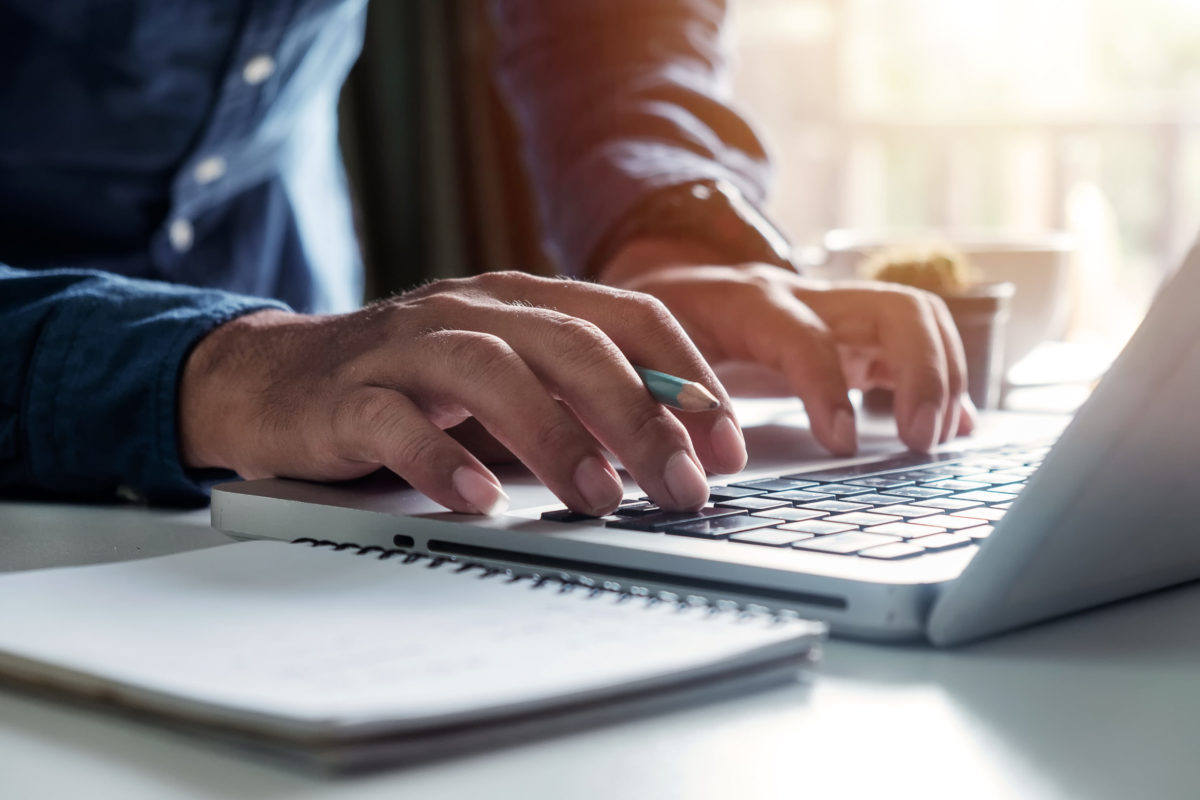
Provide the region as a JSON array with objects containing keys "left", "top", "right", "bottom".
[
  {"left": 242, "top": 55, "right": 276, "bottom": 85},
  {"left": 168, "top": 218, "right": 194, "bottom": 253},
  {"left": 193, "top": 155, "right": 226, "bottom": 185}
]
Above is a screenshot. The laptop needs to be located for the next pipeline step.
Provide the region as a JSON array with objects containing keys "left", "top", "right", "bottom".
[{"left": 211, "top": 238, "right": 1200, "bottom": 646}]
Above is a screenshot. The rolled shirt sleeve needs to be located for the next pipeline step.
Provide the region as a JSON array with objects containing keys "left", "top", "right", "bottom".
[
  {"left": 490, "top": 0, "right": 773, "bottom": 277},
  {"left": 0, "top": 265, "right": 288, "bottom": 505}
]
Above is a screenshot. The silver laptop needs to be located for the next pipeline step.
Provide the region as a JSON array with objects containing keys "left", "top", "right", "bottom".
[{"left": 212, "top": 238, "right": 1200, "bottom": 646}]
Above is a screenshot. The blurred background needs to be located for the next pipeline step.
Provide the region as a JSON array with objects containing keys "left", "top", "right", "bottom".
[
  {"left": 340, "top": 0, "right": 1200, "bottom": 407},
  {"left": 732, "top": 0, "right": 1200, "bottom": 350}
]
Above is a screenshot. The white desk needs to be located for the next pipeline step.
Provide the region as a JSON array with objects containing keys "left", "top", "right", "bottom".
[{"left": 3, "top": 411, "right": 1199, "bottom": 800}]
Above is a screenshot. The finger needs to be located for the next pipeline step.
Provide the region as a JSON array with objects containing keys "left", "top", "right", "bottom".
[
  {"left": 474, "top": 273, "right": 746, "bottom": 476},
  {"left": 862, "top": 289, "right": 950, "bottom": 453},
  {"left": 958, "top": 391, "right": 978, "bottom": 435},
  {"left": 738, "top": 287, "right": 859, "bottom": 457},
  {"left": 404, "top": 330, "right": 644, "bottom": 515},
  {"left": 926, "top": 294, "right": 970, "bottom": 442},
  {"left": 601, "top": 268, "right": 858, "bottom": 457},
  {"left": 333, "top": 387, "right": 510, "bottom": 515},
  {"left": 441, "top": 305, "right": 712, "bottom": 511}
]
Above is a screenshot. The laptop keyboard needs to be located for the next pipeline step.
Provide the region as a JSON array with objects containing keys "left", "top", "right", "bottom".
[{"left": 540, "top": 443, "right": 1049, "bottom": 561}]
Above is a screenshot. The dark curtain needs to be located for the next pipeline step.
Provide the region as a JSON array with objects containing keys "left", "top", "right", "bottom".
[{"left": 338, "top": 0, "right": 553, "bottom": 303}]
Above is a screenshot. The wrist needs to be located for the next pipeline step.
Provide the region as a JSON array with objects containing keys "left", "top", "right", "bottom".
[
  {"left": 588, "top": 180, "right": 796, "bottom": 284},
  {"left": 178, "top": 309, "right": 297, "bottom": 471},
  {"left": 598, "top": 236, "right": 731, "bottom": 288}
]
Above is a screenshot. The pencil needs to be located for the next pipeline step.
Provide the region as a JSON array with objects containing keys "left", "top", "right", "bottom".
[{"left": 632, "top": 365, "right": 720, "bottom": 412}]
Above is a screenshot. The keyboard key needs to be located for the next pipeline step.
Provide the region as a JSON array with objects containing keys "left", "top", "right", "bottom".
[
  {"left": 798, "top": 500, "right": 870, "bottom": 514},
  {"left": 958, "top": 472, "right": 1003, "bottom": 484},
  {"left": 994, "top": 502, "right": 1013, "bottom": 509},
  {"left": 911, "top": 533, "right": 973, "bottom": 551},
  {"left": 729, "top": 477, "right": 818, "bottom": 491},
  {"left": 914, "top": 498, "right": 982, "bottom": 511},
  {"left": 728, "top": 529, "right": 814, "bottom": 547},
  {"left": 707, "top": 485, "right": 768, "bottom": 501},
  {"left": 871, "top": 504, "right": 942, "bottom": 519},
  {"left": 714, "top": 496, "right": 793, "bottom": 511},
  {"left": 907, "top": 514, "right": 986, "bottom": 530},
  {"left": 663, "top": 514, "right": 778, "bottom": 538},
  {"left": 957, "top": 506, "right": 1006, "bottom": 521},
  {"left": 988, "top": 483, "right": 1026, "bottom": 495},
  {"left": 541, "top": 508, "right": 600, "bottom": 523},
  {"left": 984, "top": 472, "right": 1032, "bottom": 484},
  {"left": 964, "top": 525, "right": 994, "bottom": 541},
  {"left": 918, "top": 465, "right": 980, "bottom": 477},
  {"left": 769, "top": 489, "right": 839, "bottom": 504},
  {"left": 921, "top": 479, "right": 992, "bottom": 492},
  {"left": 841, "top": 492, "right": 912, "bottom": 506},
  {"left": 846, "top": 477, "right": 915, "bottom": 489},
  {"left": 887, "top": 470, "right": 948, "bottom": 481},
  {"left": 824, "top": 511, "right": 902, "bottom": 527},
  {"left": 950, "top": 490, "right": 1013, "bottom": 504},
  {"left": 613, "top": 504, "right": 662, "bottom": 517},
  {"left": 605, "top": 506, "right": 742, "bottom": 531},
  {"left": 864, "top": 521, "right": 947, "bottom": 538},
  {"left": 805, "top": 483, "right": 874, "bottom": 496},
  {"left": 793, "top": 531, "right": 902, "bottom": 554},
  {"left": 887, "top": 486, "right": 952, "bottom": 499},
  {"left": 859, "top": 542, "right": 927, "bottom": 560},
  {"left": 752, "top": 507, "right": 827, "bottom": 522},
  {"left": 777, "top": 520, "right": 856, "bottom": 536}
]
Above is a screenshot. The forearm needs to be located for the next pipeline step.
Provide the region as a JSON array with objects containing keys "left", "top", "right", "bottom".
[
  {"left": 0, "top": 265, "right": 287, "bottom": 505},
  {"left": 490, "top": 0, "right": 772, "bottom": 277}
]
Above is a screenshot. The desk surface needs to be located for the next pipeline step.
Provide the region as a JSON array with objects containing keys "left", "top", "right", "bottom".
[{"left": 3, "top": 410, "right": 1198, "bottom": 800}]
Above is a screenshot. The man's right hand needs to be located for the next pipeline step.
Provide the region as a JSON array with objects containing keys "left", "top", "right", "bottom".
[{"left": 179, "top": 272, "right": 746, "bottom": 517}]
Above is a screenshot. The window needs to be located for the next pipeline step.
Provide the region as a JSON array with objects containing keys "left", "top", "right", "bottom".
[{"left": 732, "top": 0, "right": 1200, "bottom": 348}]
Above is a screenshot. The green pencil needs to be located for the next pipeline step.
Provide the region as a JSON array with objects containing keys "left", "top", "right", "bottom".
[{"left": 633, "top": 365, "right": 720, "bottom": 412}]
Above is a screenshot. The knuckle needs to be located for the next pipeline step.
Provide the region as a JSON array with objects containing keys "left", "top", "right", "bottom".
[
  {"left": 530, "top": 413, "right": 585, "bottom": 455},
  {"left": 332, "top": 389, "right": 402, "bottom": 456},
  {"left": 389, "top": 428, "right": 445, "bottom": 472},
  {"left": 625, "top": 402, "right": 675, "bottom": 449},
  {"left": 543, "top": 314, "right": 617, "bottom": 364},
  {"left": 442, "top": 331, "right": 523, "bottom": 384}
]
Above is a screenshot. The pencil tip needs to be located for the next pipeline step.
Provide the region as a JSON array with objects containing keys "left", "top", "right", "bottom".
[{"left": 678, "top": 382, "right": 721, "bottom": 412}]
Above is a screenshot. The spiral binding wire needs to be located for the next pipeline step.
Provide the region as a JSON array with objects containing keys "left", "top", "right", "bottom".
[{"left": 290, "top": 538, "right": 789, "bottom": 623}]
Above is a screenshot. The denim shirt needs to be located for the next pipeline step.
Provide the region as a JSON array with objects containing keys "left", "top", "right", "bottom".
[{"left": 0, "top": 0, "right": 770, "bottom": 504}]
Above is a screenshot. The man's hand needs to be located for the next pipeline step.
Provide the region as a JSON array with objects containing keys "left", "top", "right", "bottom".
[
  {"left": 601, "top": 239, "right": 976, "bottom": 457},
  {"left": 179, "top": 272, "right": 746, "bottom": 516}
]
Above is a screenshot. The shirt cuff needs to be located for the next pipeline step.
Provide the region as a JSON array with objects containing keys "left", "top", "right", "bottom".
[{"left": 25, "top": 276, "right": 288, "bottom": 506}]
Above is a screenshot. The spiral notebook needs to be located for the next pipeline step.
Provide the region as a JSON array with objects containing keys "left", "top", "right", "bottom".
[{"left": 0, "top": 539, "right": 824, "bottom": 772}]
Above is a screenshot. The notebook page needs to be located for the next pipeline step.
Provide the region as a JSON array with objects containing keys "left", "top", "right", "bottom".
[{"left": 0, "top": 541, "right": 821, "bottom": 739}]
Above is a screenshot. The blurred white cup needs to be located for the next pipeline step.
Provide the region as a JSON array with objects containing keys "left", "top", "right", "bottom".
[{"left": 820, "top": 229, "right": 1076, "bottom": 370}]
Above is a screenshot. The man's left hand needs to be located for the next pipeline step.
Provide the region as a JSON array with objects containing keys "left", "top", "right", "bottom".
[{"left": 601, "top": 238, "right": 977, "bottom": 457}]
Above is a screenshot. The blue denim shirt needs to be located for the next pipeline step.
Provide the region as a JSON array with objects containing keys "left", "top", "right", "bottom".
[{"left": 0, "top": 0, "right": 769, "bottom": 504}]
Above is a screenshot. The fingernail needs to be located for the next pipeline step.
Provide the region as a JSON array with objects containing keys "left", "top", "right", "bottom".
[
  {"left": 663, "top": 450, "right": 709, "bottom": 510},
  {"left": 833, "top": 408, "right": 858, "bottom": 456},
  {"left": 573, "top": 456, "right": 623, "bottom": 515},
  {"left": 910, "top": 402, "right": 942, "bottom": 453},
  {"left": 452, "top": 467, "right": 509, "bottom": 515},
  {"left": 709, "top": 416, "right": 747, "bottom": 473}
]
